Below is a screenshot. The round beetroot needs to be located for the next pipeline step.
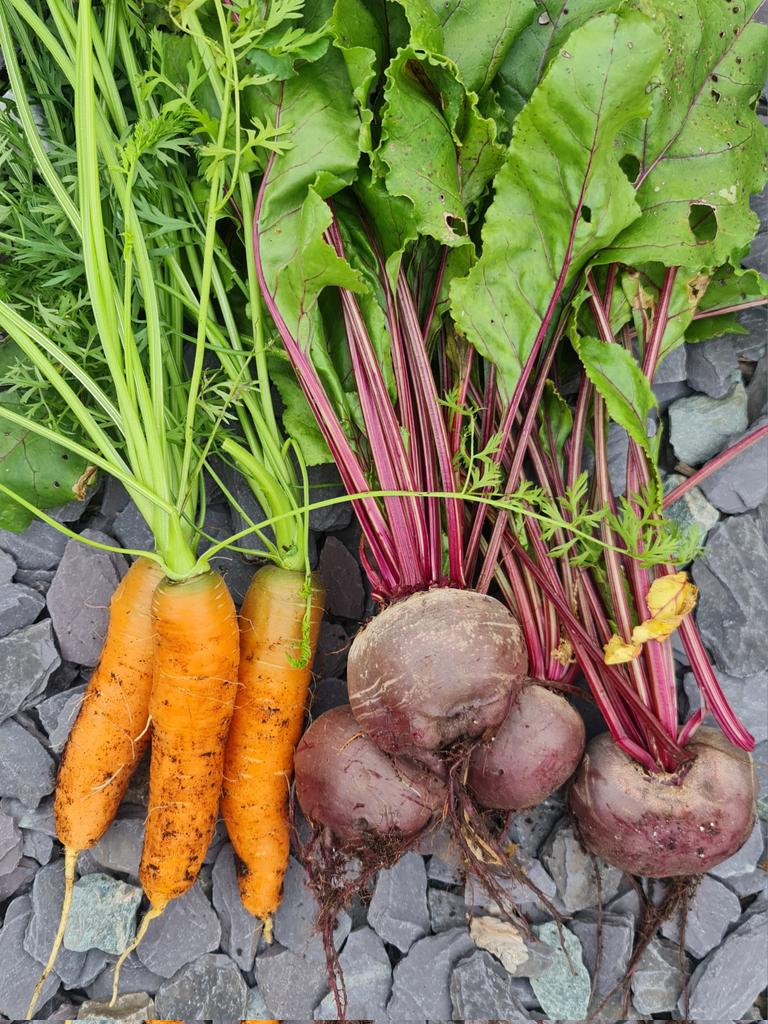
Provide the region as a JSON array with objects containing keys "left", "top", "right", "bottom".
[
  {"left": 294, "top": 705, "right": 445, "bottom": 843},
  {"left": 569, "top": 728, "right": 756, "bottom": 877},
  {"left": 347, "top": 588, "right": 527, "bottom": 756},
  {"left": 467, "top": 682, "right": 585, "bottom": 810}
]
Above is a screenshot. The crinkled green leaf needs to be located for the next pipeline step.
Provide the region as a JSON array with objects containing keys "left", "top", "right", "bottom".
[
  {"left": 268, "top": 355, "right": 331, "bottom": 465},
  {"left": 0, "top": 395, "right": 88, "bottom": 530},
  {"left": 603, "top": 0, "right": 768, "bottom": 267},
  {"left": 451, "top": 12, "right": 663, "bottom": 397},
  {"left": 330, "top": 0, "right": 387, "bottom": 154},
  {"left": 538, "top": 380, "right": 573, "bottom": 465}
]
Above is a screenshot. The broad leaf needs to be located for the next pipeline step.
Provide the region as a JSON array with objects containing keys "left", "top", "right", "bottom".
[
  {"left": 268, "top": 356, "right": 332, "bottom": 465},
  {"left": 538, "top": 380, "right": 573, "bottom": 466},
  {"left": 451, "top": 12, "right": 663, "bottom": 397},
  {"left": 330, "top": 0, "right": 387, "bottom": 154}
]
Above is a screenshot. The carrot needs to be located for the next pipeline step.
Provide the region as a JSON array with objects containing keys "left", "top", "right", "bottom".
[
  {"left": 221, "top": 566, "right": 324, "bottom": 929},
  {"left": 27, "top": 557, "right": 162, "bottom": 1019},
  {"left": 112, "top": 569, "right": 239, "bottom": 998}
]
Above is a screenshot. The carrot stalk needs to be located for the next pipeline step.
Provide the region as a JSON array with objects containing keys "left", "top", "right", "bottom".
[{"left": 221, "top": 566, "right": 324, "bottom": 926}]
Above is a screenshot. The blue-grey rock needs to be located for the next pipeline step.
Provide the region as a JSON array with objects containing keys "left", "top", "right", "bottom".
[
  {"left": 663, "top": 473, "right": 720, "bottom": 543},
  {"left": 449, "top": 950, "right": 531, "bottom": 1020},
  {"left": 607, "top": 422, "right": 629, "bottom": 496},
  {"left": 699, "top": 417, "right": 768, "bottom": 513},
  {"left": 135, "top": 880, "right": 221, "bottom": 978},
  {"left": 655, "top": 380, "right": 692, "bottom": 412},
  {"left": 428, "top": 887, "right": 467, "bottom": 933},
  {"left": 89, "top": 818, "right": 144, "bottom": 880},
  {"left": 22, "top": 829, "right": 54, "bottom": 865},
  {"left": 686, "top": 337, "right": 744, "bottom": 399},
  {"left": 26, "top": 862, "right": 99, "bottom": 989},
  {"left": 0, "top": 809, "right": 22, "bottom": 875},
  {"left": 711, "top": 816, "right": 763, "bottom": 883},
  {"left": 63, "top": 872, "right": 142, "bottom": 955},
  {"left": 0, "top": 895, "right": 60, "bottom": 1018},
  {"left": 530, "top": 921, "right": 591, "bottom": 1021},
  {"left": 368, "top": 852, "right": 430, "bottom": 953},
  {"left": 313, "top": 620, "right": 350, "bottom": 678},
  {"left": 153, "top": 953, "right": 247, "bottom": 1023},
  {"left": 272, "top": 855, "right": 350, "bottom": 962},
  {"left": 464, "top": 854, "right": 561, "bottom": 924},
  {"left": 112, "top": 502, "right": 154, "bottom": 554},
  {"left": 314, "top": 927, "right": 392, "bottom": 1019},
  {"left": 756, "top": 740, "right": 768, "bottom": 821},
  {"left": 0, "top": 521, "right": 67, "bottom": 570},
  {"left": 77, "top": 991, "right": 154, "bottom": 1022},
  {"left": 747, "top": 353, "right": 767, "bottom": 421},
  {"left": 0, "top": 719, "right": 55, "bottom": 806},
  {"left": 655, "top": 343, "right": 688, "bottom": 384},
  {"left": 309, "top": 675, "right": 348, "bottom": 717},
  {"left": 15, "top": 568, "right": 56, "bottom": 594},
  {"left": 631, "top": 937, "right": 687, "bottom": 1015},
  {"left": 244, "top": 986, "right": 269, "bottom": 1019},
  {"left": 683, "top": 669, "right": 767, "bottom": 743},
  {"left": 212, "top": 843, "right": 262, "bottom": 972},
  {"left": 100, "top": 478, "right": 130, "bottom": 519},
  {"left": 660, "top": 873, "right": 741, "bottom": 959},
  {"left": 607, "top": 884, "right": 643, "bottom": 922},
  {"left": 254, "top": 945, "right": 329, "bottom": 1017},
  {"left": 692, "top": 511, "right": 768, "bottom": 677},
  {"left": 306, "top": 463, "right": 352, "bottom": 533},
  {"left": 0, "top": 620, "right": 61, "bottom": 723},
  {"left": 36, "top": 683, "right": 87, "bottom": 752},
  {"left": 387, "top": 927, "right": 474, "bottom": 1020},
  {"left": 685, "top": 910, "right": 768, "bottom": 1020},
  {"left": 507, "top": 792, "right": 566, "bottom": 857},
  {"left": 669, "top": 383, "right": 749, "bottom": 465},
  {"left": 0, "top": 583, "right": 45, "bottom": 640},
  {"left": 0, "top": 856, "right": 37, "bottom": 901},
  {"left": 540, "top": 820, "right": 621, "bottom": 913},
  {"left": 0, "top": 549, "right": 15, "bottom": 584},
  {"left": 427, "top": 853, "right": 464, "bottom": 886},
  {"left": 318, "top": 536, "right": 365, "bottom": 619},
  {"left": 47, "top": 531, "right": 127, "bottom": 666},
  {"left": 569, "top": 912, "right": 633, "bottom": 1019},
  {"left": 86, "top": 953, "right": 163, "bottom": 1001},
  {"left": 14, "top": 796, "right": 55, "bottom": 835}
]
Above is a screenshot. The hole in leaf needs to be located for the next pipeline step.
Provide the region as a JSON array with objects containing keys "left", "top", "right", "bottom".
[
  {"left": 619, "top": 153, "right": 641, "bottom": 183},
  {"left": 445, "top": 214, "right": 467, "bottom": 237},
  {"left": 689, "top": 203, "right": 718, "bottom": 243},
  {"left": 711, "top": 89, "right": 721, "bottom": 102},
  {"left": 580, "top": 205, "right": 592, "bottom": 223}
]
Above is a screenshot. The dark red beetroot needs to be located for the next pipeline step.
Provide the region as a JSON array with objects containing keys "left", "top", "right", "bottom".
[
  {"left": 569, "top": 728, "right": 756, "bottom": 877},
  {"left": 467, "top": 681, "right": 585, "bottom": 811},
  {"left": 295, "top": 705, "right": 446, "bottom": 842},
  {"left": 347, "top": 588, "right": 527, "bottom": 757}
]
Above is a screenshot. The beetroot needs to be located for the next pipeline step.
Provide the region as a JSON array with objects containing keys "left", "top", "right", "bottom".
[
  {"left": 295, "top": 705, "right": 446, "bottom": 843},
  {"left": 467, "top": 682, "right": 585, "bottom": 811},
  {"left": 569, "top": 728, "right": 756, "bottom": 877},
  {"left": 347, "top": 588, "right": 527, "bottom": 757}
]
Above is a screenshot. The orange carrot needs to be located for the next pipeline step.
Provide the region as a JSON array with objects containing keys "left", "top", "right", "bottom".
[
  {"left": 27, "top": 557, "right": 162, "bottom": 1019},
  {"left": 221, "top": 566, "right": 324, "bottom": 927},
  {"left": 112, "top": 569, "right": 239, "bottom": 997}
]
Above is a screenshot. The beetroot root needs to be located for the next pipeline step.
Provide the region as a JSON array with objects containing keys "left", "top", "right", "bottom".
[
  {"left": 467, "top": 681, "right": 585, "bottom": 811},
  {"left": 569, "top": 728, "right": 756, "bottom": 877},
  {"left": 347, "top": 588, "right": 527, "bottom": 757},
  {"left": 294, "top": 705, "right": 446, "bottom": 843}
]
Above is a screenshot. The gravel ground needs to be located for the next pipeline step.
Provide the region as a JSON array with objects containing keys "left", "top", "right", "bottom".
[{"left": 1, "top": 115, "right": 767, "bottom": 1024}]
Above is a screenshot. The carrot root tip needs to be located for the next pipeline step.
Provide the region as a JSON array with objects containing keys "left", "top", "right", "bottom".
[
  {"left": 262, "top": 916, "right": 274, "bottom": 944},
  {"left": 110, "top": 903, "right": 165, "bottom": 1007},
  {"left": 26, "top": 846, "right": 78, "bottom": 1021}
]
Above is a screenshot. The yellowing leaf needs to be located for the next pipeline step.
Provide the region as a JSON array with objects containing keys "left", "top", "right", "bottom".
[
  {"left": 631, "top": 572, "right": 698, "bottom": 644},
  {"left": 552, "top": 638, "right": 576, "bottom": 666},
  {"left": 603, "top": 634, "right": 641, "bottom": 664}
]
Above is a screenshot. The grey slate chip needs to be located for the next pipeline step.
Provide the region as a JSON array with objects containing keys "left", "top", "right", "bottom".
[
  {"left": 314, "top": 927, "right": 392, "bottom": 1019},
  {"left": 0, "top": 549, "right": 15, "bottom": 584},
  {"left": 135, "top": 880, "right": 221, "bottom": 978},
  {"left": 89, "top": 818, "right": 145, "bottom": 880},
  {"left": 0, "top": 521, "right": 67, "bottom": 571},
  {"left": 0, "top": 719, "right": 55, "bottom": 806},
  {"left": 0, "top": 620, "right": 61, "bottom": 723},
  {"left": 24, "top": 860, "right": 93, "bottom": 987},
  {"left": 699, "top": 417, "right": 768, "bottom": 514},
  {"left": 272, "top": 855, "right": 350, "bottom": 962},
  {"left": 76, "top": 991, "right": 155, "bottom": 1022},
  {"left": 569, "top": 912, "right": 633, "bottom": 1019},
  {"left": 540, "top": 820, "right": 622, "bottom": 913},
  {"left": 663, "top": 473, "right": 720, "bottom": 542},
  {"left": 660, "top": 873, "right": 741, "bottom": 959},
  {"left": 0, "top": 855, "right": 37, "bottom": 901},
  {"left": 112, "top": 502, "right": 154, "bottom": 554},
  {"left": 669, "top": 383, "right": 749, "bottom": 465},
  {"left": 85, "top": 953, "right": 163, "bottom": 1001},
  {"left": 368, "top": 852, "right": 430, "bottom": 953},
  {"left": 685, "top": 910, "right": 768, "bottom": 1020},
  {"left": 254, "top": 944, "right": 330, "bottom": 1017},
  {"left": 153, "top": 953, "right": 247, "bottom": 1023},
  {"left": 36, "top": 683, "right": 88, "bottom": 754},
  {"left": 318, "top": 536, "right": 365, "bottom": 619},
  {"left": 0, "top": 895, "right": 60, "bottom": 1019},
  {"left": 386, "top": 927, "right": 475, "bottom": 1020},
  {"left": 63, "top": 873, "right": 143, "bottom": 955},
  {"left": 428, "top": 887, "right": 467, "bottom": 933},
  {"left": 21, "top": 830, "right": 54, "bottom": 865},
  {"left": 0, "top": 583, "right": 45, "bottom": 640},
  {"left": 211, "top": 843, "right": 263, "bottom": 972},
  {"left": 631, "top": 937, "right": 687, "bottom": 1016},
  {"left": 683, "top": 668, "right": 768, "bottom": 743},
  {"left": 710, "top": 819, "right": 765, "bottom": 880},
  {"left": 449, "top": 949, "right": 531, "bottom": 1020},
  {"left": 0, "top": 809, "right": 23, "bottom": 875}
]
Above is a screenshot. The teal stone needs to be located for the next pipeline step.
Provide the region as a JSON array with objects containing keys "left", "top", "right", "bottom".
[
  {"left": 530, "top": 920, "right": 591, "bottom": 1020},
  {"left": 64, "top": 872, "right": 143, "bottom": 955}
]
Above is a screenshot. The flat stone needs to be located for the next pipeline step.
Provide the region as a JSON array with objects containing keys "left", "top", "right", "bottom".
[
  {"left": 683, "top": 669, "right": 767, "bottom": 743},
  {"left": 0, "top": 583, "right": 45, "bottom": 640},
  {"left": 386, "top": 927, "right": 475, "bottom": 1020},
  {"left": 540, "top": 820, "right": 622, "bottom": 913},
  {"left": 449, "top": 949, "right": 531, "bottom": 1020},
  {"left": 660, "top": 873, "right": 741, "bottom": 959},
  {"left": 669, "top": 383, "right": 749, "bottom": 465},
  {"left": 14, "top": 568, "right": 56, "bottom": 594},
  {"left": 244, "top": 986, "right": 269, "bottom": 1019},
  {"left": 272, "top": 855, "right": 350, "bottom": 961},
  {"left": 254, "top": 945, "right": 329, "bottom": 1017},
  {"left": 99, "top": 478, "right": 130, "bottom": 519},
  {"left": 686, "top": 337, "right": 743, "bottom": 398},
  {"left": 469, "top": 916, "right": 554, "bottom": 978},
  {"left": 15, "top": 796, "right": 55, "bottom": 835},
  {"left": 631, "top": 937, "right": 687, "bottom": 1015},
  {"left": 756, "top": 740, "right": 768, "bottom": 821},
  {"left": 47, "top": 531, "right": 127, "bottom": 666},
  {"left": 607, "top": 422, "right": 628, "bottom": 496},
  {"left": 135, "top": 880, "right": 221, "bottom": 978},
  {"left": 112, "top": 502, "right": 154, "bottom": 553},
  {"left": 314, "top": 927, "right": 392, "bottom": 1019},
  {"left": 313, "top": 620, "right": 350, "bottom": 678},
  {"left": 0, "top": 549, "right": 15, "bottom": 583},
  {"left": 0, "top": 856, "right": 37, "bottom": 901},
  {"left": 0, "top": 620, "right": 61, "bottom": 723},
  {"left": 368, "top": 852, "right": 430, "bottom": 953},
  {"left": 63, "top": 873, "right": 143, "bottom": 955},
  {"left": 654, "top": 380, "right": 692, "bottom": 412},
  {"left": 153, "top": 952, "right": 247, "bottom": 1023},
  {"left": 464, "top": 854, "right": 561, "bottom": 924},
  {"left": 212, "top": 843, "right": 262, "bottom": 972},
  {"left": 0, "top": 520, "right": 67, "bottom": 570},
  {"left": 77, "top": 992, "right": 154, "bottom": 1023},
  {"left": 317, "top": 536, "right": 365, "bottom": 619},
  {"left": 747, "top": 353, "right": 767, "bottom": 421},
  {"left": 692, "top": 511, "right": 768, "bottom": 676},
  {"left": 655, "top": 343, "right": 688, "bottom": 384},
  {"left": 22, "top": 829, "right": 54, "bottom": 865},
  {"left": 569, "top": 912, "right": 633, "bottom": 1018},
  {"left": 306, "top": 463, "right": 353, "bottom": 532},
  {"left": 85, "top": 953, "right": 163, "bottom": 1001},
  {"left": 0, "top": 895, "right": 60, "bottom": 1018},
  {"left": 530, "top": 920, "right": 591, "bottom": 1021},
  {"left": 89, "top": 818, "right": 145, "bottom": 880},
  {"left": 663, "top": 473, "right": 720, "bottom": 543},
  {"left": 699, "top": 417, "right": 768, "bottom": 513},
  {"left": 685, "top": 910, "right": 768, "bottom": 1020},
  {"left": 0, "top": 809, "right": 22, "bottom": 875},
  {"left": 428, "top": 888, "right": 467, "bottom": 933},
  {"left": 37, "top": 683, "right": 88, "bottom": 754},
  {"left": 507, "top": 792, "right": 567, "bottom": 857},
  {"left": 309, "top": 675, "right": 348, "bottom": 718},
  {"left": 711, "top": 820, "right": 765, "bottom": 880},
  {"left": 427, "top": 852, "right": 464, "bottom": 886},
  {"left": 0, "top": 719, "right": 55, "bottom": 806}
]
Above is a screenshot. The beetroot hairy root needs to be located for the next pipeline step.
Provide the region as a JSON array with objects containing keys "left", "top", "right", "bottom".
[
  {"left": 347, "top": 588, "right": 527, "bottom": 757},
  {"left": 295, "top": 705, "right": 446, "bottom": 842},
  {"left": 467, "top": 681, "right": 585, "bottom": 811},
  {"left": 569, "top": 728, "right": 756, "bottom": 877}
]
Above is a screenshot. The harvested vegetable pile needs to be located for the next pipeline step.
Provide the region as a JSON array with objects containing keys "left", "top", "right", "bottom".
[{"left": 0, "top": 0, "right": 766, "bottom": 1020}]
